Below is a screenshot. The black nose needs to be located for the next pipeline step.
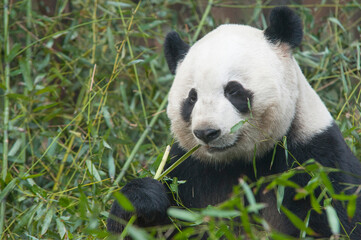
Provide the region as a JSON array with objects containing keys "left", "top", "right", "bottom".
[{"left": 193, "top": 129, "right": 221, "bottom": 144}]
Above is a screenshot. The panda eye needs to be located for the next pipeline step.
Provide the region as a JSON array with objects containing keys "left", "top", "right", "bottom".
[
  {"left": 188, "top": 88, "right": 197, "bottom": 104},
  {"left": 224, "top": 81, "right": 242, "bottom": 97}
]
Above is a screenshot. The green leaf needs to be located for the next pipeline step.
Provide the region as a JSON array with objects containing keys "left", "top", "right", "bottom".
[
  {"left": 281, "top": 206, "right": 315, "bottom": 235},
  {"left": 277, "top": 185, "right": 285, "bottom": 213},
  {"left": 86, "top": 159, "right": 102, "bottom": 183},
  {"left": 33, "top": 102, "right": 59, "bottom": 112},
  {"left": 102, "top": 106, "right": 114, "bottom": 129},
  {"left": 128, "top": 59, "right": 144, "bottom": 66},
  {"left": 8, "top": 138, "right": 22, "bottom": 157},
  {"left": 239, "top": 179, "right": 259, "bottom": 213},
  {"left": 246, "top": 203, "right": 266, "bottom": 213},
  {"left": 19, "top": 58, "right": 33, "bottom": 91},
  {"left": 127, "top": 225, "right": 154, "bottom": 240},
  {"left": 310, "top": 193, "right": 322, "bottom": 214},
  {"left": 270, "top": 232, "right": 297, "bottom": 240},
  {"left": 230, "top": 119, "right": 247, "bottom": 134},
  {"left": 103, "top": 139, "right": 112, "bottom": 149},
  {"left": 347, "top": 195, "right": 357, "bottom": 219},
  {"left": 328, "top": 17, "right": 346, "bottom": 31},
  {"left": 14, "top": 204, "right": 40, "bottom": 232},
  {"left": 108, "top": 151, "right": 115, "bottom": 181},
  {"left": 78, "top": 185, "right": 90, "bottom": 219},
  {"left": 113, "top": 191, "right": 135, "bottom": 212},
  {"left": 106, "top": 1, "right": 133, "bottom": 8},
  {"left": 319, "top": 171, "right": 334, "bottom": 194},
  {"left": 0, "top": 178, "right": 19, "bottom": 202},
  {"left": 325, "top": 202, "right": 340, "bottom": 234},
  {"left": 22, "top": 172, "right": 46, "bottom": 179},
  {"left": 201, "top": 208, "right": 240, "bottom": 218},
  {"left": 106, "top": 27, "right": 116, "bottom": 55},
  {"left": 139, "top": 20, "right": 166, "bottom": 31},
  {"left": 35, "top": 86, "right": 56, "bottom": 95},
  {"left": 167, "top": 208, "right": 201, "bottom": 222},
  {"left": 41, "top": 207, "right": 55, "bottom": 235},
  {"left": 8, "top": 43, "right": 21, "bottom": 62}
]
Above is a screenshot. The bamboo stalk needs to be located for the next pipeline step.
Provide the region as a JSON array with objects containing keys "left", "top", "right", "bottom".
[
  {"left": 156, "top": 145, "right": 200, "bottom": 181},
  {"left": 192, "top": 0, "right": 213, "bottom": 43},
  {"left": 1, "top": 0, "right": 10, "bottom": 235},
  {"left": 20, "top": 0, "right": 32, "bottom": 173},
  {"left": 154, "top": 145, "right": 171, "bottom": 180},
  {"left": 104, "top": 94, "right": 168, "bottom": 201},
  {"left": 118, "top": 3, "right": 148, "bottom": 126}
]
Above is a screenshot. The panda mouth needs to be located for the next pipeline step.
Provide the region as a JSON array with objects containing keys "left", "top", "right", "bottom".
[{"left": 206, "top": 142, "right": 237, "bottom": 153}]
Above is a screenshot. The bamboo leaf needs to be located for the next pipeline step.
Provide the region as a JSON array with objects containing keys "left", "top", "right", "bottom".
[
  {"left": 239, "top": 179, "right": 258, "bottom": 213},
  {"left": 113, "top": 191, "right": 134, "bottom": 212},
  {"left": 319, "top": 171, "right": 334, "bottom": 194},
  {"left": 325, "top": 202, "right": 340, "bottom": 234},
  {"left": 167, "top": 208, "right": 201, "bottom": 223},
  {"left": 328, "top": 17, "right": 346, "bottom": 31},
  {"left": 230, "top": 119, "right": 247, "bottom": 134},
  {"left": 106, "top": 1, "right": 133, "bottom": 8},
  {"left": 8, "top": 43, "right": 21, "bottom": 62},
  {"left": 56, "top": 217, "right": 67, "bottom": 239},
  {"left": 281, "top": 206, "right": 315, "bottom": 235},
  {"left": 8, "top": 138, "right": 22, "bottom": 157},
  {"left": 0, "top": 178, "right": 18, "bottom": 202},
  {"left": 277, "top": 185, "right": 285, "bottom": 213},
  {"left": 108, "top": 151, "right": 115, "bottom": 181},
  {"left": 201, "top": 208, "right": 240, "bottom": 218},
  {"left": 86, "top": 159, "right": 102, "bottom": 182},
  {"left": 41, "top": 207, "right": 55, "bottom": 235},
  {"left": 347, "top": 195, "right": 357, "bottom": 219}
]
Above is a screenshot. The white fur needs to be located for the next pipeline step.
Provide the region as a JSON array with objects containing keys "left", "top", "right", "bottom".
[{"left": 167, "top": 24, "right": 333, "bottom": 162}]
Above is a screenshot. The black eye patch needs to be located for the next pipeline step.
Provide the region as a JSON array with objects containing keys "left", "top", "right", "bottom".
[
  {"left": 224, "top": 81, "right": 253, "bottom": 113},
  {"left": 181, "top": 88, "right": 197, "bottom": 122}
]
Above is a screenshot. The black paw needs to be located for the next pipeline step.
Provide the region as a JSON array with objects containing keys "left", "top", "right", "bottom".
[{"left": 107, "top": 177, "right": 170, "bottom": 233}]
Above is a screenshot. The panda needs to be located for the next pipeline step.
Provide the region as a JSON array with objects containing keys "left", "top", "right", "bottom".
[{"left": 108, "top": 6, "right": 361, "bottom": 238}]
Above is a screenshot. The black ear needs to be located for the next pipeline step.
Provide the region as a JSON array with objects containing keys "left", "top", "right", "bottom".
[
  {"left": 264, "top": 7, "right": 303, "bottom": 48},
  {"left": 164, "top": 31, "right": 190, "bottom": 74}
]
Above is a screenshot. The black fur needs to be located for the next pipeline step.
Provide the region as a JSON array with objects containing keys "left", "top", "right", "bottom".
[
  {"left": 167, "top": 122, "right": 361, "bottom": 238},
  {"left": 107, "top": 122, "right": 361, "bottom": 238},
  {"left": 224, "top": 81, "right": 253, "bottom": 114},
  {"left": 107, "top": 178, "right": 170, "bottom": 233},
  {"left": 164, "top": 31, "right": 190, "bottom": 74},
  {"left": 264, "top": 6, "right": 303, "bottom": 48},
  {"left": 181, "top": 88, "right": 197, "bottom": 122}
]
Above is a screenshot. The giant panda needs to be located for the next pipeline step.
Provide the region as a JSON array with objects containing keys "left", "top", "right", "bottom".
[{"left": 107, "top": 6, "right": 361, "bottom": 238}]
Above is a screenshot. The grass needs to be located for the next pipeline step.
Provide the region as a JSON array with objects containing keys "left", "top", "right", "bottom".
[{"left": 0, "top": 0, "right": 360, "bottom": 239}]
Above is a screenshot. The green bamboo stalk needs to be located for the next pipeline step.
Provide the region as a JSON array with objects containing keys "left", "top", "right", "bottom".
[
  {"left": 105, "top": 94, "right": 168, "bottom": 201},
  {"left": 1, "top": 0, "right": 10, "bottom": 236},
  {"left": 192, "top": 0, "right": 213, "bottom": 43},
  {"left": 156, "top": 145, "right": 200, "bottom": 181},
  {"left": 118, "top": 4, "right": 148, "bottom": 126},
  {"left": 20, "top": 0, "right": 32, "bottom": 173},
  {"left": 154, "top": 145, "right": 171, "bottom": 180}
]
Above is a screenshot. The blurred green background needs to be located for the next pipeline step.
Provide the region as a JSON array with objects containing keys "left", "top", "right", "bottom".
[{"left": 0, "top": 0, "right": 360, "bottom": 239}]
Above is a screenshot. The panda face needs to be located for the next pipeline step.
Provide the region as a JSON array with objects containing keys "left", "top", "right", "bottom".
[{"left": 166, "top": 25, "right": 301, "bottom": 162}]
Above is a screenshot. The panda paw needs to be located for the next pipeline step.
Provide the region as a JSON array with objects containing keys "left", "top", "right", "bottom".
[{"left": 107, "top": 177, "right": 170, "bottom": 233}]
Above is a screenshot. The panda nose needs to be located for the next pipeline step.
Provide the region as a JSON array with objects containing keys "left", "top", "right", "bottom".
[{"left": 193, "top": 129, "right": 221, "bottom": 144}]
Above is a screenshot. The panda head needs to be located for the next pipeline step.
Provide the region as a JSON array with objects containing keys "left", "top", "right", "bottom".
[{"left": 165, "top": 7, "right": 304, "bottom": 162}]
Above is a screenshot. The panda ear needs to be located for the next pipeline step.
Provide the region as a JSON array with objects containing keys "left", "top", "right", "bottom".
[
  {"left": 264, "top": 6, "right": 303, "bottom": 49},
  {"left": 164, "top": 31, "right": 190, "bottom": 75}
]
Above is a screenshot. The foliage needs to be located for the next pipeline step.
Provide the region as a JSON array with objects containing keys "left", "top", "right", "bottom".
[{"left": 0, "top": 0, "right": 360, "bottom": 239}]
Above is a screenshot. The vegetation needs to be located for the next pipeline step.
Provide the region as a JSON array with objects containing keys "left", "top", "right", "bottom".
[{"left": 0, "top": 0, "right": 360, "bottom": 239}]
